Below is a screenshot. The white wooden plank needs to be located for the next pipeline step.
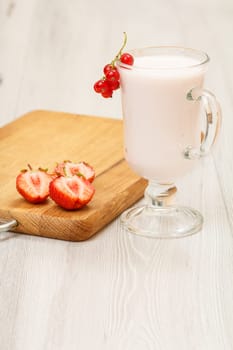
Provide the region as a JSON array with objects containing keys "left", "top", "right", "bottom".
[
  {"left": 1, "top": 160, "right": 233, "bottom": 349},
  {"left": 0, "top": 0, "right": 37, "bottom": 126}
]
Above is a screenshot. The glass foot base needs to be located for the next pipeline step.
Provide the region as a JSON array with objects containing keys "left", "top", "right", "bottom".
[{"left": 121, "top": 205, "right": 203, "bottom": 238}]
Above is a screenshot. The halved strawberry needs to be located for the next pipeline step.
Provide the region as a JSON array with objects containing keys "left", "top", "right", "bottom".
[
  {"left": 16, "top": 165, "right": 53, "bottom": 204},
  {"left": 49, "top": 175, "right": 95, "bottom": 210},
  {"left": 54, "top": 161, "right": 95, "bottom": 182}
]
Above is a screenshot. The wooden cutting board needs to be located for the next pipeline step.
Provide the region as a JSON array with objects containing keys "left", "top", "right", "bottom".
[{"left": 0, "top": 110, "right": 147, "bottom": 241}]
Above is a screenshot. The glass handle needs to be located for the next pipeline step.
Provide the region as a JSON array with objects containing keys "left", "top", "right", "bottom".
[{"left": 184, "top": 88, "right": 222, "bottom": 159}]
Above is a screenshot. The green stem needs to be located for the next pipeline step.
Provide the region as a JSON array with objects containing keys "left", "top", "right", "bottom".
[{"left": 111, "top": 32, "right": 127, "bottom": 66}]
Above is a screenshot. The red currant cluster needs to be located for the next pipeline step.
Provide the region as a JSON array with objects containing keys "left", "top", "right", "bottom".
[
  {"left": 93, "top": 33, "right": 134, "bottom": 98},
  {"left": 94, "top": 64, "right": 120, "bottom": 98}
]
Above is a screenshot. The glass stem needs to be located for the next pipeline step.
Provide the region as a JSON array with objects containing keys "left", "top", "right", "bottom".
[{"left": 144, "top": 181, "right": 174, "bottom": 207}]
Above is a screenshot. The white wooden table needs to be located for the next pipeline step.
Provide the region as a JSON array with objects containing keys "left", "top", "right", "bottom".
[{"left": 1, "top": 0, "right": 233, "bottom": 349}]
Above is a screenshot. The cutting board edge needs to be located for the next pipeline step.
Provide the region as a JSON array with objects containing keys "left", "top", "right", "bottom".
[
  {"left": 18, "top": 109, "right": 123, "bottom": 124},
  {"left": 0, "top": 177, "right": 147, "bottom": 241}
]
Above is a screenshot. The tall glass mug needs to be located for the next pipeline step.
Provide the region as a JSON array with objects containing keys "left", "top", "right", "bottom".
[{"left": 116, "top": 47, "right": 221, "bottom": 238}]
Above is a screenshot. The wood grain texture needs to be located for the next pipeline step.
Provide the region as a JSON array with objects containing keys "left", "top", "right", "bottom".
[
  {"left": 0, "top": 110, "right": 147, "bottom": 240},
  {"left": 0, "top": 0, "right": 233, "bottom": 349}
]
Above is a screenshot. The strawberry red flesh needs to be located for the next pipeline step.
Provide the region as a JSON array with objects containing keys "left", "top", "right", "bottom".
[
  {"left": 49, "top": 175, "right": 95, "bottom": 210},
  {"left": 16, "top": 170, "right": 52, "bottom": 204},
  {"left": 54, "top": 161, "right": 95, "bottom": 182},
  {"left": 74, "top": 161, "right": 95, "bottom": 182}
]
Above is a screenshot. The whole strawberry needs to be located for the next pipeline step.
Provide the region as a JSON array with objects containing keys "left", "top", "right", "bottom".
[
  {"left": 16, "top": 165, "right": 53, "bottom": 203},
  {"left": 49, "top": 174, "right": 95, "bottom": 210},
  {"left": 54, "top": 160, "right": 95, "bottom": 183}
]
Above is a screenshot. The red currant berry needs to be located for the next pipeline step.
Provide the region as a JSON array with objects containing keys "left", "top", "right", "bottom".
[
  {"left": 94, "top": 79, "right": 109, "bottom": 94},
  {"left": 109, "top": 80, "right": 120, "bottom": 90},
  {"left": 120, "top": 53, "right": 134, "bottom": 65},
  {"left": 101, "top": 89, "right": 113, "bottom": 98},
  {"left": 105, "top": 69, "right": 120, "bottom": 82},
  {"left": 103, "top": 64, "right": 114, "bottom": 75}
]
